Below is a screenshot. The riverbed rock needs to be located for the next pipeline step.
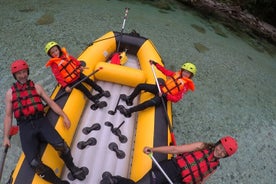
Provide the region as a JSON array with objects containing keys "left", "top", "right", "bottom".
[
  {"left": 36, "top": 13, "right": 54, "bottom": 25},
  {"left": 194, "top": 42, "right": 209, "bottom": 52}
]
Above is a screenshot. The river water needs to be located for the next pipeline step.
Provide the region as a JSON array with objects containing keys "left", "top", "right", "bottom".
[{"left": 0, "top": 0, "right": 275, "bottom": 183}]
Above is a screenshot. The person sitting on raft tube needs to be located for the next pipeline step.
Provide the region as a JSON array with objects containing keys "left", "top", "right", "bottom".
[
  {"left": 3, "top": 60, "right": 87, "bottom": 184},
  {"left": 117, "top": 61, "right": 196, "bottom": 118},
  {"left": 44, "top": 41, "right": 110, "bottom": 110},
  {"left": 100, "top": 136, "right": 238, "bottom": 184}
]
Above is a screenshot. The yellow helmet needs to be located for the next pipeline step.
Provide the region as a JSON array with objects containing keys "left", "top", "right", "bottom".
[
  {"left": 45, "top": 41, "right": 59, "bottom": 54},
  {"left": 181, "top": 62, "right": 197, "bottom": 76}
]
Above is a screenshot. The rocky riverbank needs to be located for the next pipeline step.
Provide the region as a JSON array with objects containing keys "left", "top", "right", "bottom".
[
  {"left": 178, "top": 0, "right": 276, "bottom": 44},
  {"left": 136, "top": 0, "right": 276, "bottom": 45}
]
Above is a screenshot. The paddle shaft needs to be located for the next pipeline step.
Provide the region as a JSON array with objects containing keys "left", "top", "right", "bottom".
[
  {"left": 108, "top": 96, "right": 121, "bottom": 115},
  {"left": 92, "top": 35, "right": 120, "bottom": 45},
  {"left": 149, "top": 154, "right": 174, "bottom": 184},
  {"left": 117, "top": 8, "right": 129, "bottom": 53},
  {"left": 0, "top": 133, "right": 12, "bottom": 181},
  {"left": 0, "top": 126, "right": 18, "bottom": 181},
  {"left": 0, "top": 146, "right": 9, "bottom": 182},
  {"left": 115, "top": 120, "right": 125, "bottom": 132},
  {"left": 53, "top": 67, "right": 102, "bottom": 102},
  {"left": 150, "top": 62, "right": 177, "bottom": 146}
]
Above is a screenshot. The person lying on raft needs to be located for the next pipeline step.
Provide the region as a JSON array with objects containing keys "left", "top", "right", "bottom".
[
  {"left": 100, "top": 136, "right": 238, "bottom": 184},
  {"left": 44, "top": 41, "right": 110, "bottom": 110},
  {"left": 117, "top": 61, "right": 196, "bottom": 117}
]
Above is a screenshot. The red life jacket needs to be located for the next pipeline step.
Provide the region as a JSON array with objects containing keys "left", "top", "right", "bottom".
[
  {"left": 11, "top": 80, "right": 44, "bottom": 121},
  {"left": 175, "top": 149, "right": 220, "bottom": 184},
  {"left": 45, "top": 47, "right": 81, "bottom": 84},
  {"left": 161, "top": 71, "right": 195, "bottom": 95}
]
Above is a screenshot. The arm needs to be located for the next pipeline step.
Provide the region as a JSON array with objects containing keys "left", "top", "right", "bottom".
[
  {"left": 69, "top": 56, "right": 90, "bottom": 72},
  {"left": 50, "top": 63, "right": 68, "bottom": 88},
  {"left": 35, "top": 83, "right": 71, "bottom": 129},
  {"left": 155, "top": 63, "right": 174, "bottom": 77},
  {"left": 144, "top": 142, "right": 205, "bottom": 155},
  {"left": 69, "top": 55, "right": 81, "bottom": 66},
  {"left": 3, "top": 89, "right": 13, "bottom": 147},
  {"left": 69, "top": 55, "right": 83, "bottom": 70}
]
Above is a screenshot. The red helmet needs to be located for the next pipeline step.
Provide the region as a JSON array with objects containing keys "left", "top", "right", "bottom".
[
  {"left": 11, "top": 60, "right": 29, "bottom": 74},
  {"left": 220, "top": 136, "right": 238, "bottom": 157}
]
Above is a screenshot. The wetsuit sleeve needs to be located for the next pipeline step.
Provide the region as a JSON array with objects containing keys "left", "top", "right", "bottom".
[
  {"left": 155, "top": 63, "right": 174, "bottom": 77},
  {"left": 50, "top": 63, "right": 68, "bottom": 88}
]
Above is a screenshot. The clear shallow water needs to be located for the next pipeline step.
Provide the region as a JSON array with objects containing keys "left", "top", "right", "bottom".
[{"left": 0, "top": 0, "right": 275, "bottom": 183}]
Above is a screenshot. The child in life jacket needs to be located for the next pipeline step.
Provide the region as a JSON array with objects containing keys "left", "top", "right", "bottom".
[
  {"left": 117, "top": 61, "right": 196, "bottom": 118},
  {"left": 100, "top": 136, "right": 238, "bottom": 184},
  {"left": 44, "top": 41, "right": 110, "bottom": 110}
]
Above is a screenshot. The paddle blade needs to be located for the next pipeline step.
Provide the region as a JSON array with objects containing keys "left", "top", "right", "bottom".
[
  {"left": 110, "top": 53, "right": 120, "bottom": 65},
  {"left": 171, "top": 132, "right": 177, "bottom": 146},
  {"left": 9, "top": 126, "right": 19, "bottom": 137}
]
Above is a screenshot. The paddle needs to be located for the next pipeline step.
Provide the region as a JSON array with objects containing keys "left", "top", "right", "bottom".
[
  {"left": 90, "top": 35, "right": 120, "bottom": 45},
  {"left": 117, "top": 7, "right": 129, "bottom": 53},
  {"left": 0, "top": 126, "right": 19, "bottom": 181},
  {"left": 110, "top": 8, "right": 129, "bottom": 65},
  {"left": 148, "top": 153, "right": 174, "bottom": 184},
  {"left": 149, "top": 60, "right": 177, "bottom": 146},
  {"left": 53, "top": 67, "right": 103, "bottom": 102},
  {"left": 108, "top": 95, "right": 121, "bottom": 115}
]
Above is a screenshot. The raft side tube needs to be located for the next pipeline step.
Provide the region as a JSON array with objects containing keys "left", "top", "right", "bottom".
[
  {"left": 94, "top": 62, "right": 146, "bottom": 87},
  {"left": 130, "top": 38, "right": 170, "bottom": 181},
  {"left": 78, "top": 31, "right": 117, "bottom": 75}
]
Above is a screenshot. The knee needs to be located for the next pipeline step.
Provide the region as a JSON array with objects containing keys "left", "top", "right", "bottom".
[
  {"left": 30, "top": 158, "right": 47, "bottom": 175},
  {"left": 137, "top": 171, "right": 153, "bottom": 184},
  {"left": 53, "top": 141, "right": 70, "bottom": 155},
  {"left": 136, "top": 83, "right": 146, "bottom": 89},
  {"left": 150, "top": 97, "right": 161, "bottom": 106}
]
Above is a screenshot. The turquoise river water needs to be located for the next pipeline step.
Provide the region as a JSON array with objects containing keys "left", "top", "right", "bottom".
[{"left": 0, "top": 0, "right": 275, "bottom": 183}]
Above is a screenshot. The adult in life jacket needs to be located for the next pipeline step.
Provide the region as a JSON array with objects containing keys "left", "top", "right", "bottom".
[
  {"left": 44, "top": 41, "right": 110, "bottom": 110},
  {"left": 117, "top": 61, "right": 196, "bottom": 118},
  {"left": 100, "top": 136, "right": 238, "bottom": 184},
  {"left": 2, "top": 60, "right": 88, "bottom": 184}
]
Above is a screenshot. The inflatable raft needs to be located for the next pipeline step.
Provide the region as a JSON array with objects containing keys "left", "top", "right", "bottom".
[{"left": 8, "top": 31, "right": 173, "bottom": 184}]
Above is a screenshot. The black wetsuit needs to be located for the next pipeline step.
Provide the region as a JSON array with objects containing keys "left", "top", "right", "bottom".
[
  {"left": 112, "top": 159, "right": 182, "bottom": 184},
  {"left": 18, "top": 115, "right": 65, "bottom": 164},
  {"left": 127, "top": 83, "right": 164, "bottom": 114},
  {"left": 69, "top": 73, "right": 103, "bottom": 102}
]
